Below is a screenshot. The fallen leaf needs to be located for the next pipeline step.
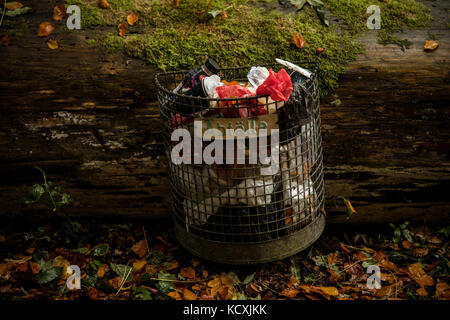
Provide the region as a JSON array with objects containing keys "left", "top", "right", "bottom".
[
  {"left": 191, "top": 283, "right": 202, "bottom": 291},
  {"left": 373, "top": 283, "right": 398, "bottom": 298},
  {"left": 53, "top": 4, "right": 66, "bottom": 21},
  {"left": 167, "top": 291, "right": 182, "bottom": 300},
  {"left": 29, "top": 262, "right": 40, "bottom": 274},
  {"left": 416, "top": 287, "right": 428, "bottom": 297},
  {"left": 133, "top": 259, "right": 147, "bottom": 271},
  {"left": 373, "top": 250, "right": 388, "bottom": 262},
  {"left": 97, "top": 266, "right": 105, "bottom": 279},
  {"left": 407, "top": 262, "right": 434, "bottom": 287},
  {"left": 6, "top": 1, "right": 23, "bottom": 10},
  {"left": 131, "top": 240, "right": 148, "bottom": 258},
  {"left": 287, "top": 275, "right": 298, "bottom": 288},
  {"left": 127, "top": 12, "right": 138, "bottom": 26},
  {"left": 47, "top": 39, "right": 58, "bottom": 50},
  {"left": 316, "top": 47, "right": 324, "bottom": 54},
  {"left": 87, "top": 287, "right": 99, "bottom": 300},
  {"left": 191, "top": 258, "right": 200, "bottom": 267},
  {"left": 109, "top": 276, "right": 121, "bottom": 288},
  {"left": 249, "top": 283, "right": 262, "bottom": 293},
  {"left": 379, "top": 259, "right": 398, "bottom": 272},
  {"left": 98, "top": 0, "right": 110, "bottom": 9},
  {"left": 310, "top": 286, "right": 339, "bottom": 299},
  {"left": 16, "top": 262, "right": 28, "bottom": 273},
  {"left": 412, "top": 247, "right": 429, "bottom": 258},
  {"left": 424, "top": 40, "right": 439, "bottom": 52},
  {"left": 0, "top": 34, "right": 13, "bottom": 46},
  {"left": 220, "top": 10, "right": 227, "bottom": 20},
  {"left": 118, "top": 22, "right": 128, "bottom": 37},
  {"left": 38, "top": 22, "right": 56, "bottom": 37},
  {"left": 25, "top": 247, "right": 35, "bottom": 254},
  {"left": 327, "top": 252, "right": 339, "bottom": 265},
  {"left": 183, "top": 288, "right": 197, "bottom": 300},
  {"left": 166, "top": 260, "right": 179, "bottom": 271},
  {"left": 328, "top": 270, "right": 343, "bottom": 283},
  {"left": 207, "top": 273, "right": 235, "bottom": 300},
  {"left": 180, "top": 267, "right": 195, "bottom": 280},
  {"left": 292, "top": 33, "right": 306, "bottom": 49},
  {"left": 435, "top": 281, "right": 450, "bottom": 300},
  {"left": 195, "top": 9, "right": 205, "bottom": 16},
  {"left": 202, "top": 270, "right": 208, "bottom": 279},
  {"left": 173, "top": 0, "right": 180, "bottom": 8},
  {"left": 280, "top": 288, "right": 299, "bottom": 298},
  {"left": 401, "top": 241, "right": 413, "bottom": 249}
]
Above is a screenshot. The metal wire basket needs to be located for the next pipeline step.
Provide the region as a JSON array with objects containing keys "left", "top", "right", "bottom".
[{"left": 155, "top": 62, "right": 325, "bottom": 264}]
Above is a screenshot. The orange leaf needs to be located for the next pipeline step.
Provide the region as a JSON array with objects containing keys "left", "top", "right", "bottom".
[
  {"left": 38, "top": 22, "right": 56, "bottom": 37},
  {"left": 97, "top": 266, "right": 105, "bottom": 279},
  {"left": 292, "top": 33, "right": 306, "bottom": 49},
  {"left": 424, "top": 40, "right": 439, "bottom": 52},
  {"left": 0, "top": 34, "right": 13, "bottom": 47},
  {"left": 310, "top": 286, "right": 339, "bottom": 299},
  {"left": 287, "top": 275, "right": 298, "bottom": 288},
  {"left": 87, "top": 287, "right": 99, "bottom": 300},
  {"left": 173, "top": 0, "right": 180, "bottom": 8},
  {"left": 131, "top": 240, "right": 147, "bottom": 258},
  {"left": 416, "top": 286, "right": 428, "bottom": 297},
  {"left": 183, "top": 288, "right": 197, "bottom": 300},
  {"left": 53, "top": 4, "right": 66, "bottom": 21},
  {"left": 145, "top": 264, "right": 157, "bottom": 274},
  {"left": 133, "top": 259, "right": 147, "bottom": 271},
  {"left": 46, "top": 39, "right": 58, "bottom": 50},
  {"left": 16, "top": 262, "right": 28, "bottom": 273},
  {"left": 109, "top": 276, "right": 121, "bottom": 288},
  {"left": 167, "top": 291, "right": 182, "bottom": 300},
  {"left": 202, "top": 270, "right": 208, "bottom": 279},
  {"left": 280, "top": 288, "right": 299, "bottom": 298},
  {"left": 180, "top": 267, "right": 196, "bottom": 280},
  {"left": 29, "top": 262, "right": 40, "bottom": 274},
  {"left": 435, "top": 281, "right": 450, "bottom": 300},
  {"left": 407, "top": 262, "right": 434, "bottom": 287},
  {"left": 328, "top": 270, "right": 343, "bottom": 284},
  {"left": 316, "top": 47, "right": 324, "bottom": 54},
  {"left": 127, "top": 12, "right": 138, "bottom": 26},
  {"left": 327, "top": 252, "right": 339, "bottom": 265},
  {"left": 166, "top": 260, "right": 179, "bottom": 271},
  {"left": 98, "top": 0, "right": 110, "bottom": 9},
  {"left": 401, "top": 241, "right": 413, "bottom": 249},
  {"left": 220, "top": 10, "right": 227, "bottom": 20},
  {"left": 6, "top": 2, "right": 23, "bottom": 10}
]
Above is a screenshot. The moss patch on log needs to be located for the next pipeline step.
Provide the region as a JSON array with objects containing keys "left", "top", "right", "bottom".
[{"left": 65, "top": 0, "right": 432, "bottom": 96}]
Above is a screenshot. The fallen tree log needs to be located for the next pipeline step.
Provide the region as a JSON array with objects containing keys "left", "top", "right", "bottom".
[{"left": 0, "top": 7, "right": 448, "bottom": 224}]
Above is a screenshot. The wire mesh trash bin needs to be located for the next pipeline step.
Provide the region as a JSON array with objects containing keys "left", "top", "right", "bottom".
[{"left": 155, "top": 62, "right": 325, "bottom": 264}]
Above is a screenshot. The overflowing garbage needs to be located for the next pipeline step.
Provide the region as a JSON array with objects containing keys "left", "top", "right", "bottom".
[{"left": 160, "top": 59, "right": 322, "bottom": 243}]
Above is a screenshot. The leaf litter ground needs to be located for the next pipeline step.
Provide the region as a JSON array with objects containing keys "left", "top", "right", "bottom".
[{"left": 0, "top": 220, "right": 448, "bottom": 300}]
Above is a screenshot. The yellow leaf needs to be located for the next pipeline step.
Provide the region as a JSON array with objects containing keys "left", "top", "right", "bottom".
[
  {"left": 183, "top": 288, "right": 197, "bottom": 300},
  {"left": 127, "top": 12, "right": 138, "bottom": 26},
  {"left": 47, "top": 39, "right": 58, "bottom": 50},
  {"left": 167, "top": 291, "right": 182, "bottom": 300},
  {"left": 424, "top": 40, "right": 439, "bottom": 52},
  {"left": 133, "top": 259, "right": 147, "bottom": 271}
]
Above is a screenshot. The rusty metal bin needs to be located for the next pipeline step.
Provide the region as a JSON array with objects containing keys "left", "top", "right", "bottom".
[{"left": 155, "top": 62, "right": 325, "bottom": 264}]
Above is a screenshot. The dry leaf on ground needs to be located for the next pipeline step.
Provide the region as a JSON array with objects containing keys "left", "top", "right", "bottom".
[
  {"left": 435, "top": 281, "right": 450, "bottom": 300},
  {"left": 168, "top": 291, "right": 182, "bottom": 300},
  {"left": 38, "top": 22, "right": 56, "bottom": 37},
  {"left": 280, "top": 288, "right": 299, "bottom": 298},
  {"left": 173, "top": 0, "right": 180, "bottom": 9},
  {"left": 47, "top": 39, "right": 58, "bottom": 50},
  {"left": 424, "top": 40, "right": 439, "bottom": 51},
  {"left": 29, "top": 262, "right": 40, "bottom": 274},
  {"left": 183, "top": 288, "right": 197, "bottom": 300},
  {"left": 6, "top": 2, "right": 23, "bottom": 10},
  {"left": 131, "top": 240, "right": 147, "bottom": 258},
  {"left": 98, "top": 0, "right": 110, "bottom": 9},
  {"left": 407, "top": 262, "right": 434, "bottom": 287},
  {"left": 127, "top": 12, "right": 138, "bottom": 26},
  {"left": 53, "top": 4, "right": 66, "bottom": 21},
  {"left": 118, "top": 22, "right": 128, "bottom": 37},
  {"left": 180, "top": 267, "right": 195, "bottom": 280},
  {"left": 133, "top": 259, "right": 146, "bottom": 271},
  {"left": 292, "top": 33, "right": 306, "bottom": 49}
]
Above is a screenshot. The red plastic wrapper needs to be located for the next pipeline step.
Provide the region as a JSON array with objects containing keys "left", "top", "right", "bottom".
[
  {"left": 216, "top": 84, "right": 266, "bottom": 118},
  {"left": 256, "top": 68, "right": 293, "bottom": 101}
]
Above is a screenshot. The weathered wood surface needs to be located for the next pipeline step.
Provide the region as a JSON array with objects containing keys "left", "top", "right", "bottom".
[{"left": 0, "top": 2, "right": 448, "bottom": 224}]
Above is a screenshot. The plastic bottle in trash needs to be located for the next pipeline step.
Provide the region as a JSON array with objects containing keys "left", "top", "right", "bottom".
[{"left": 173, "top": 58, "right": 220, "bottom": 93}]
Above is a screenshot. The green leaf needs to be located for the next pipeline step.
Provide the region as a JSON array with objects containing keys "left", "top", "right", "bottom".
[
  {"left": 24, "top": 184, "right": 45, "bottom": 204},
  {"left": 314, "top": 6, "right": 329, "bottom": 27},
  {"left": 110, "top": 263, "right": 133, "bottom": 282},
  {"left": 312, "top": 255, "right": 328, "bottom": 267},
  {"left": 290, "top": 0, "right": 306, "bottom": 10},
  {"left": 134, "top": 287, "right": 153, "bottom": 300},
  {"left": 208, "top": 10, "right": 222, "bottom": 18},
  {"left": 82, "top": 274, "right": 98, "bottom": 287},
  {"left": 307, "top": 0, "right": 324, "bottom": 7},
  {"left": 36, "top": 267, "right": 61, "bottom": 284},
  {"left": 156, "top": 271, "right": 176, "bottom": 294},
  {"left": 242, "top": 273, "right": 255, "bottom": 285},
  {"left": 72, "top": 247, "right": 89, "bottom": 254},
  {"left": 4, "top": 7, "right": 32, "bottom": 17},
  {"left": 93, "top": 244, "right": 109, "bottom": 257},
  {"left": 290, "top": 259, "right": 301, "bottom": 280},
  {"left": 37, "top": 259, "right": 53, "bottom": 272}
]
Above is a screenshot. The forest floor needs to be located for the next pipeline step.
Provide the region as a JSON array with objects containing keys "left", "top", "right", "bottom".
[{"left": 0, "top": 218, "right": 448, "bottom": 300}]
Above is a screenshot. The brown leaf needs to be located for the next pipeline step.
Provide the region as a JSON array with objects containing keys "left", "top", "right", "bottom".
[
  {"left": 118, "top": 22, "right": 128, "bottom": 37},
  {"left": 309, "top": 286, "right": 339, "bottom": 299},
  {"left": 0, "top": 264, "right": 7, "bottom": 276},
  {"left": 133, "top": 259, "right": 147, "bottom": 271},
  {"left": 287, "top": 275, "right": 298, "bottom": 288},
  {"left": 97, "top": 266, "right": 106, "bottom": 279},
  {"left": 53, "top": 4, "right": 66, "bottom": 21},
  {"left": 25, "top": 247, "right": 35, "bottom": 254},
  {"left": 412, "top": 247, "right": 429, "bottom": 258},
  {"left": 1, "top": 34, "right": 13, "bottom": 46},
  {"left": 6, "top": 1, "right": 23, "bottom": 10},
  {"left": 327, "top": 252, "right": 339, "bottom": 265},
  {"left": 15, "top": 262, "right": 28, "bottom": 273},
  {"left": 292, "top": 33, "right": 306, "bottom": 49},
  {"left": 202, "top": 270, "right": 208, "bottom": 279},
  {"left": 183, "top": 288, "right": 197, "bottom": 300},
  {"left": 328, "top": 270, "right": 343, "bottom": 283},
  {"left": 435, "top": 281, "right": 450, "bottom": 300},
  {"left": 316, "top": 47, "right": 324, "bottom": 54},
  {"left": 416, "top": 286, "right": 428, "bottom": 297},
  {"left": 379, "top": 259, "right": 398, "bottom": 272},
  {"left": 166, "top": 260, "right": 179, "bottom": 271},
  {"left": 173, "top": 0, "right": 180, "bottom": 8},
  {"left": 207, "top": 273, "right": 235, "bottom": 300},
  {"left": 424, "top": 40, "right": 439, "bottom": 52},
  {"left": 407, "top": 262, "right": 434, "bottom": 287},
  {"left": 220, "top": 10, "right": 227, "bottom": 20},
  {"left": 29, "top": 262, "right": 40, "bottom": 275},
  {"left": 109, "top": 276, "right": 121, "bottom": 288},
  {"left": 373, "top": 283, "right": 398, "bottom": 298},
  {"left": 38, "top": 22, "right": 56, "bottom": 37},
  {"left": 373, "top": 250, "right": 388, "bottom": 262},
  {"left": 249, "top": 283, "right": 262, "bottom": 293},
  {"left": 280, "top": 288, "right": 299, "bottom": 298},
  {"left": 47, "top": 39, "right": 58, "bottom": 50},
  {"left": 168, "top": 291, "right": 182, "bottom": 300},
  {"left": 98, "top": 0, "right": 110, "bottom": 9},
  {"left": 180, "top": 267, "right": 196, "bottom": 280},
  {"left": 131, "top": 240, "right": 148, "bottom": 258},
  {"left": 127, "top": 12, "right": 138, "bottom": 26},
  {"left": 87, "top": 287, "right": 99, "bottom": 300},
  {"left": 401, "top": 241, "right": 413, "bottom": 249}
]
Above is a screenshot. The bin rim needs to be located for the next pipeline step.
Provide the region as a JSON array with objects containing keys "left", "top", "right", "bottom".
[{"left": 154, "top": 61, "right": 319, "bottom": 103}]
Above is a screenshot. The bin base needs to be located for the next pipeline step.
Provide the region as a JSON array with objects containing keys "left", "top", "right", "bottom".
[{"left": 175, "top": 214, "right": 326, "bottom": 264}]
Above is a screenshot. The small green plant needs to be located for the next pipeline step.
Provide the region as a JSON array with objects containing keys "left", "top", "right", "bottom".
[{"left": 389, "top": 221, "right": 413, "bottom": 243}]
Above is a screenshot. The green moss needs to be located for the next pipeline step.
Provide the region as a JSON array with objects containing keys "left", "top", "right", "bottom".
[
  {"left": 65, "top": 0, "right": 105, "bottom": 28},
  {"left": 77, "top": 0, "right": 432, "bottom": 96},
  {"left": 377, "top": 30, "right": 413, "bottom": 51},
  {"left": 1, "top": 16, "right": 29, "bottom": 37}
]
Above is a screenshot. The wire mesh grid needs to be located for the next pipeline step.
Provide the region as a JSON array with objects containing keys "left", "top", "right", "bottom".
[{"left": 155, "top": 62, "right": 324, "bottom": 254}]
